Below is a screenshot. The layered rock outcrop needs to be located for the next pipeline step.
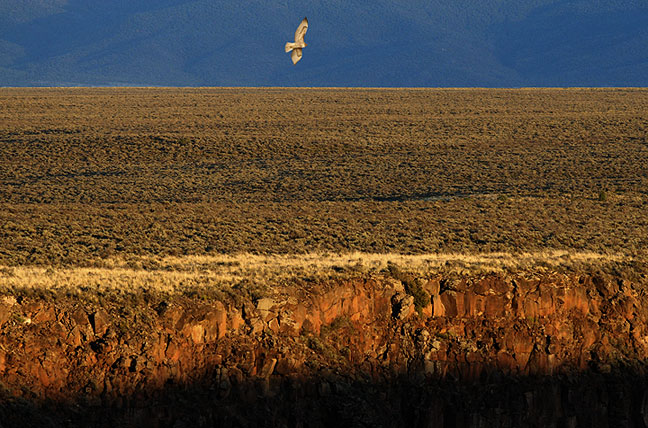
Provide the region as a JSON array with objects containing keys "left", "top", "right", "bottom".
[{"left": 1, "top": 272, "right": 647, "bottom": 427}]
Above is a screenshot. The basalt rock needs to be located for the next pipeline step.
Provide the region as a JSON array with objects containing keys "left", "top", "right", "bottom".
[{"left": 1, "top": 273, "right": 648, "bottom": 427}]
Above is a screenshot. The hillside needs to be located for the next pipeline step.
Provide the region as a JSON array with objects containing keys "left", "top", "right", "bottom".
[{"left": 0, "top": 0, "right": 647, "bottom": 86}]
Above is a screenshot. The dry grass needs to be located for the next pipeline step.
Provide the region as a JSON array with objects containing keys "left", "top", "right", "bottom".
[{"left": 1, "top": 251, "right": 644, "bottom": 298}]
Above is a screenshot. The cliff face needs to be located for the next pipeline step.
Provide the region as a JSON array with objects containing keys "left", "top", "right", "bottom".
[{"left": 1, "top": 272, "right": 648, "bottom": 427}]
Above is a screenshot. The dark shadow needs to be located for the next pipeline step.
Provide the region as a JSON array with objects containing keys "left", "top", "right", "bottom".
[{"left": 2, "top": 363, "right": 648, "bottom": 428}]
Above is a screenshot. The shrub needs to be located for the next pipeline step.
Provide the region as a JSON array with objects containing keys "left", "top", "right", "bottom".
[{"left": 387, "top": 263, "right": 430, "bottom": 315}]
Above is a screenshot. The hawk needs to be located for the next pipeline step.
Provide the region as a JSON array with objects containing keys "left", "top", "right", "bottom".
[{"left": 285, "top": 17, "right": 308, "bottom": 65}]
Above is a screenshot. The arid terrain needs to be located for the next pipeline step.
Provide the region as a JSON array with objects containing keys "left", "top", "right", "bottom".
[
  {"left": 1, "top": 88, "right": 648, "bottom": 427},
  {"left": 1, "top": 88, "right": 647, "bottom": 266}
]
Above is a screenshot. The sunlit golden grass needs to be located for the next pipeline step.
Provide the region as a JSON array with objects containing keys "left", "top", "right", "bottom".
[{"left": 1, "top": 251, "right": 643, "bottom": 297}]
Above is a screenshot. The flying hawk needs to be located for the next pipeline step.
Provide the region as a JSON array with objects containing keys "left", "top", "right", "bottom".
[{"left": 285, "top": 17, "right": 308, "bottom": 65}]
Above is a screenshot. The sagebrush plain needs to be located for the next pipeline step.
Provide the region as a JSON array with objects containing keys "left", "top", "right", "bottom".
[{"left": 1, "top": 88, "right": 647, "bottom": 288}]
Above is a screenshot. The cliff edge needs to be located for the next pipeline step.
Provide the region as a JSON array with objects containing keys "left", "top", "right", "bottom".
[{"left": 1, "top": 271, "right": 648, "bottom": 427}]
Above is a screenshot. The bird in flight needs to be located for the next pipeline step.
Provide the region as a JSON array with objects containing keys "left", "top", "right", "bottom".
[{"left": 285, "top": 17, "right": 308, "bottom": 65}]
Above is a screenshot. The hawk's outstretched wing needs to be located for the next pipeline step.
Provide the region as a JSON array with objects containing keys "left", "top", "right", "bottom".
[
  {"left": 294, "top": 17, "right": 308, "bottom": 44},
  {"left": 291, "top": 48, "right": 303, "bottom": 64}
]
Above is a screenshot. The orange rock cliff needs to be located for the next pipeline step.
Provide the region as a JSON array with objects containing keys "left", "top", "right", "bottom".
[{"left": 1, "top": 272, "right": 648, "bottom": 427}]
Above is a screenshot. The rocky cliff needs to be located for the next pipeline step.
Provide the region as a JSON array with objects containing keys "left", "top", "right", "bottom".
[{"left": 1, "top": 272, "right": 648, "bottom": 427}]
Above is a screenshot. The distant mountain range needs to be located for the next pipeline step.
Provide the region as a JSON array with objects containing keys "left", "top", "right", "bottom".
[{"left": 1, "top": 0, "right": 647, "bottom": 87}]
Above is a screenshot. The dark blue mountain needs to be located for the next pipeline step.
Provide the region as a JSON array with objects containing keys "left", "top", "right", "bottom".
[{"left": 0, "top": 0, "right": 646, "bottom": 86}]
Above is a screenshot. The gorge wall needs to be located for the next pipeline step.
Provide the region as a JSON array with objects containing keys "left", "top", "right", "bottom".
[{"left": 1, "top": 272, "right": 648, "bottom": 427}]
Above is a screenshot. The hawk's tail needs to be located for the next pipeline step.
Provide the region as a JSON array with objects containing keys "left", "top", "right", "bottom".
[{"left": 285, "top": 42, "right": 296, "bottom": 53}]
